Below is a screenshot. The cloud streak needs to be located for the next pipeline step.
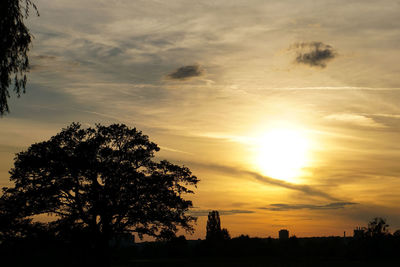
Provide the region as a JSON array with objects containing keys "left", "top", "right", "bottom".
[
  {"left": 292, "top": 42, "right": 336, "bottom": 68},
  {"left": 189, "top": 209, "right": 254, "bottom": 216},
  {"left": 192, "top": 163, "right": 340, "bottom": 201},
  {"left": 247, "top": 170, "right": 340, "bottom": 201},
  {"left": 325, "top": 113, "right": 386, "bottom": 128},
  {"left": 261, "top": 202, "right": 358, "bottom": 211}
]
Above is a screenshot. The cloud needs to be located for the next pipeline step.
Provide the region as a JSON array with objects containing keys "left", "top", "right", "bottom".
[
  {"left": 370, "top": 113, "right": 400, "bottom": 119},
  {"left": 166, "top": 65, "right": 204, "bottom": 80},
  {"left": 292, "top": 42, "right": 336, "bottom": 68},
  {"left": 261, "top": 202, "right": 358, "bottom": 211},
  {"left": 158, "top": 145, "right": 193, "bottom": 155},
  {"left": 35, "top": 55, "right": 58, "bottom": 60},
  {"left": 189, "top": 209, "right": 254, "bottom": 216},
  {"left": 247, "top": 170, "right": 340, "bottom": 201},
  {"left": 191, "top": 163, "right": 340, "bottom": 201},
  {"left": 325, "top": 113, "right": 387, "bottom": 128},
  {"left": 0, "top": 144, "right": 25, "bottom": 153},
  {"left": 30, "top": 54, "right": 80, "bottom": 72}
]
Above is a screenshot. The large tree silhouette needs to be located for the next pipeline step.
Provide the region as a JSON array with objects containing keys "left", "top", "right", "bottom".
[
  {"left": 0, "top": 0, "right": 38, "bottom": 115},
  {"left": 1, "top": 123, "right": 198, "bottom": 258}
]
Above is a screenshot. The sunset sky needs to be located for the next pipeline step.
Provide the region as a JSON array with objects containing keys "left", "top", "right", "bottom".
[{"left": 1, "top": 0, "right": 400, "bottom": 239}]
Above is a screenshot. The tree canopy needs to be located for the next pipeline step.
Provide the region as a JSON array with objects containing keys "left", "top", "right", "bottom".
[
  {"left": 0, "top": 0, "right": 38, "bottom": 115},
  {"left": 0, "top": 123, "right": 199, "bottom": 247}
]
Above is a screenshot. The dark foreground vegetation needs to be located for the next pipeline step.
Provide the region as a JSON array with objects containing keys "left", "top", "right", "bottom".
[
  {"left": 2, "top": 214, "right": 400, "bottom": 266},
  {"left": 1, "top": 233, "right": 400, "bottom": 267}
]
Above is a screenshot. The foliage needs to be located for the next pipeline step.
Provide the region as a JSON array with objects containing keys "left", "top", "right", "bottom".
[
  {"left": 0, "top": 0, "right": 38, "bottom": 115},
  {"left": 0, "top": 198, "right": 32, "bottom": 243},
  {"left": 0, "top": 123, "right": 199, "bottom": 248}
]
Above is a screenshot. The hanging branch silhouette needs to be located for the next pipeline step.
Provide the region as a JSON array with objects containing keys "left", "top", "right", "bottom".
[{"left": 0, "top": 0, "right": 38, "bottom": 115}]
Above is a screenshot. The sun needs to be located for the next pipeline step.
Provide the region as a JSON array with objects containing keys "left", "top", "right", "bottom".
[{"left": 255, "top": 128, "right": 310, "bottom": 183}]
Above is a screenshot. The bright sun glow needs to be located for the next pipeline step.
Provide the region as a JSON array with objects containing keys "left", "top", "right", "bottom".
[{"left": 255, "top": 128, "right": 310, "bottom": 183}]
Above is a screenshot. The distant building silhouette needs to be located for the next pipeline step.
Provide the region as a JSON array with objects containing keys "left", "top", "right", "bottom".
[
  {"left": 353, "top": 227, "right": 365, "bottom": 239},
  {"left": 279, "top": 229, "right": 289, "bottom": 240}
]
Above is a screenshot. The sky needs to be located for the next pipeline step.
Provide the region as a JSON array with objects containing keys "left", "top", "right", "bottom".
[{"left": 2, "top": 0, "right": 400, "bottom": 239}]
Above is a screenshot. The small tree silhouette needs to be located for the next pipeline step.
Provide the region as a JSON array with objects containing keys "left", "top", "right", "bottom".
[
  {"left": 366, "top": 217, "right": 389, "bottom": 238},
  {"left": 206, "top": 210, "right": 230, "bottom": 242}
]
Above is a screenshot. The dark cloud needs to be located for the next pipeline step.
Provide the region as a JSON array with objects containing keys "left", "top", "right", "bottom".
[
  {"left": 189, "top": 209, "right": 254, "bottom": 216},
  {"left": 167, "top": 64, "right": 204, "bottom": 80},
  {"left": 261, "top": 202, "right": 358, "bottom": 211},
  {"left": 30, "top": 54, "right": 80, "bottom": 72},
  {"left": 292, "top": 42, "right": 336, "bottom": 68}
]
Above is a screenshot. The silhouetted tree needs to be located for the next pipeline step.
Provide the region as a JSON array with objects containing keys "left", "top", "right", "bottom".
[
  {"left": 221, "top": 228, "right": 231, "bottom": 240},
  {"left": 206, "top": 211, "right": 221, "bottom": 241},
  {"left": 206, "top": 210, "right": 230, "bottom": 242},
  {"left": 1, "top": 123, "right": 199, "bottom": 264},
  {"left": 366, "top": 217, "right": 390, "bottom": 238},
  {"left": 393, "top": 230, "right": 400, "bottom": 237},
  {"left": 0, "top": 196, "right": 32, "bottom": 242},
  {"left": 0, "top": 0, "right": 38, "bottom": 115}
]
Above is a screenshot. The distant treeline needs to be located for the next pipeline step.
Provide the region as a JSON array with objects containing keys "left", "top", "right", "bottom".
[
  {"left": 131, "top": 234, "right": 400, "bottom": 261},
  {"left": 1, "top": 210, "right": 400, "bottom": 266},
  {"left": 2, "top": 233, "right": 400, "bottom": 266}
]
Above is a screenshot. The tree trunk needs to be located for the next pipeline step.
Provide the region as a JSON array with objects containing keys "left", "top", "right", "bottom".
[{"left": 93, "top": 234, "right": 110, "bottom": 267}]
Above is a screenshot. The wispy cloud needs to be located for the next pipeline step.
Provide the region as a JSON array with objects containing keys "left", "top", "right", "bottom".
[
  {"left": 0, "top": 144, "right": 25, "bottom": 153},
  {"left": 247, "top": 170, "right": 340, "bottom": 201},
  {"left": 195, "top": 132, "right": 255, "bottom": 144},
  {"left": 278, "top": 87, "right": 400, "bottom": 90},
  {"left": 291, "top": 42, "right": 337, "bottom": 68},
  {"left": 325, "top": 113, "right": 386, "bottom": 128},
  {"left": 189, "top": 209, "right": 254, "bottom": 216},
  {"left": 30, "top": 54, "right": 80, "bottom": 72},
  {"left": 370, "top": 113, "right": 400, "bottom": 119},
  {"left": 158, "top": 145, "right": 193, "bottom": 155},
  {"left": 261, "top": 202, "right": 358, "bottom": 211},
  {"left": 166, "top": 65, "right": 204, "bottom": 80}
]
